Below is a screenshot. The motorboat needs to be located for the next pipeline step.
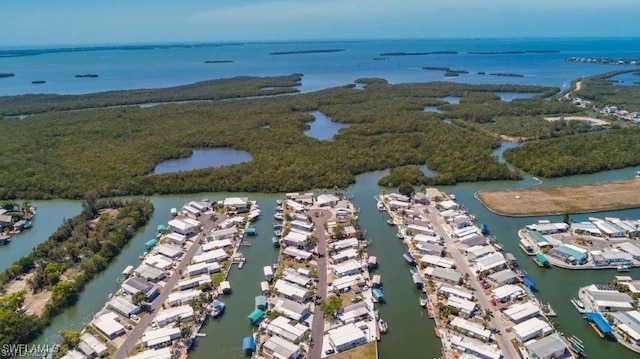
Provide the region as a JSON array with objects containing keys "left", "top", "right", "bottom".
[
  {"left": 378, "top": 319, "right": 388, "bottom": 334},
  {"left": 419, "top": 297, "right": 427, "bottom": 307}
]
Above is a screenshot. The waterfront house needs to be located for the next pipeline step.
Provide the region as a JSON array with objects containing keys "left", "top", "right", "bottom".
[
  {"left": 167, "top": 218, "right": 196, "bottom": 236},
  {"left": 223, "top": 197, "right": 249, "bottom": 211},
  {"left": 332, "top": 259, "right": 363, "bottom": 277},
  {"left": 263, "top": 335, "right": 302, "bottom": 359},
  {"left": 424, "top": 267, "right": 462, "bottom": 285},
  {"left": 156, "top": 243, "right": 184, "bottom": 260},
  {"left": 328, "top": 323, "right": 367, "bottom": 352},
  {"left": 617, "top": 242, "right": 640, "bottom": 260},
  {"left": 78, "top": 333, "right": 108, "bottom": 358},
  {"left": 525, "top": 222, "right": 569, "bottom": 235},
  {"left": 121, "top": 277, "right": 158, "bottom": 299},
  {"left": 338, "top": 301, "right": 372, "bottom": 324},
  {"left": 512, "top": 317, "right": 552, "bottom": 342},
  {"left": 425, "top": 188, "right": 443, "bottom": 201},
  {"left": 420, "top": 254, "right": 455, "bottom": 269},
  {"left": 202, "top": 239, "right": 233, "bottom": 251},
  {"left": 524, "top": 332, "right": 569, "bottom": 359},
  {"left": 192, "top": 249, "right": 228, "bottom": 264},
  {"left": 0, "top": 214, "right": 12, "bottom": 228},
  {"left": 332, "top": 237, "right": 359, "bottom": 250},
  {"left": 108, "top": 296, "right": 141, "bottom": 317},
  {"left": 416, "top": 243, "right": 445, "bottom": 257},
  {"left": 452, "top": 215, "right": 473, "bottom": 229},
  {"left": 274, "top": 279, "right": 308, "bottom": 302},
  {"left": 406, "top": 224, "right": 435, "bottom": 236},
  {"left": 388, "top": 200, "right": 410, "bottom": 211},
  {"left": 571, "top": 222, "right": 603, "bottom": 237},
  {"left": 290, "top": 219, "right": 314, "bottom": 232},
  {"left": 452, "top": 226, "right": 480, "bottom": 239},
  {"left": 282, "top": 247, "right": 313, "bottom": 261},
  {"left": 220, "top": 281, "right": 232, "bottom": 294},
  {"left": 491, "top": 284, "right": 524, "bottom": 303},
  {"left": 156, "top": 305, "right": 194, "bottom": 327},
  {"left": 144, "top": 254, "right": 173, "bottom": 270},
  {"left": 593, "top": 219, "right": 626, "bottom": 238},
  {"left": 208, "top": 227, "right": 238, "bottom": 241},
  {"left": 188, "top": 201, "right": 209, "bottom": 212},
  {"left": 548, "top": 245, "right": 588, "bottom": 265},
  {"left": 126, "top": 348, "right": 173, "bottom": 359},
  {"left": 165, "top": 232, "right": 187, "bottom": 246},
  {"left": 387, "top": 192, "right": 410, "bottom": 202},
  {"left": 449, "top": 334, "right": 502, "bottom": 359},
  {"left": 272, "top": 298, "right": 310, "bottom": 322},
  {"left": 92, "top": 312, "right": 125, "bottom": 340},
  {"left": 450, "top": 317, "right": 491, "bottom": 341},
  {"left": 446, "top": 296, "right": 476, "bottom": 317},
  {"left": 283, "top": 231, "right": 308, "bottom": 248},
  {"left": 437, "top": 284, "right": 474, "bottom": 301},
  {"left": 331, "top": 274, "right": 363, "bottom": 292},
  {"left": 266, "top": 316, "right": 309, "bottom": 342},
  {"left": 282, "top": 268, "right": 312, "bottom": 287},
  {"left": 459, "top": 233, "right": 488, "bottom": 248},
  {"left": 585, "top": 284, "right": 635, "bottom": 311},
  {"left": 332, "top": 248, "right": 359, "bottom": 263},
  {"left": 182, "top": 205, "right": 201, "bottom": 218},
  {"left": 177, "top": 274, "right": 211, "bottom": 291},
  {"left": 488, "top": 269, "right": 519, "bottom": 286},
  {"left": 317, "top": 194, "right": 339, "bottom": 207},
  {"left": 503, "top": 302, "right": 540, "bottom": 323},
  {"left": 439, "top": 200, "right": 458, "bottom": 211},
  {"left": 592, "top": 250, "right": 633, "bottom": 267},
  {"left": 610, "top": 310, "right": 640, "bottom": 346},
  {"left": 134, "top": 264, "right": 166, "bottom": 282},
  {"left": 60, "top": 350, "right": 85, "bottom": 359},
  {"left": 412, "top": 233, "right": 440, "bottom": 245},
  {"left": 141, "top": 326, "right": 181, "bottom": 348},
  {"left": 465, "top": 245, "right": 494, "bottom": 261},
  {"left": 186, "top": 261, "right": 220, "bottom": 276},
  {"left": 475, "top": 253, "right": 507, "bottom": 273},
  {"left": 166, "top": 289, "right": 202, "bottom": 307}
]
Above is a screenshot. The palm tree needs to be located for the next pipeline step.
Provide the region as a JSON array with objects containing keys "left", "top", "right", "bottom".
[
  {"left": 482, "top": 308, "right": 494, "bottom": 321},
  {"left": 132, "top": 291, "right": 146, "bottom": 306}
]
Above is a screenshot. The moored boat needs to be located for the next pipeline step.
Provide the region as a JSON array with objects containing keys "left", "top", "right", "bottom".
[
  {"left": 170, "top": 208, "right": 177, "bottom": 216},
  {"left": 617, "top": 265, "right": 630, "bottom": 272},
  {"left": 419, "top": 297, "right": 427, "bottom": 307},
  {"left": 376, "top": 201, "right": 385, "bottom": 211},
  {"left": 378, "top": 319, "right": 388, "bottom": 334},
  {"left": 274, "top": 212, "right": 284, "bottom": 221},
  {"left": 386, "top": 219, "right": 395, "bottom": 226}
]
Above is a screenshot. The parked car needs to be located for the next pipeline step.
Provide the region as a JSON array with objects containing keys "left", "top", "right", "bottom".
[
  {"left": 325, "top": 349, "right": 335, "bottom": 355},
  {"left": 124, "top": 323, "right": 133, "bottom": 330}
]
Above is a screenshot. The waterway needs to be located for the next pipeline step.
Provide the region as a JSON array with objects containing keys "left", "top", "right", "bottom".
[
  {"left": 152, "top": 149, "right": 253, "bottom": 174},
  {"left": 15, "top": 164, "right": 640, "bottom": 359},
  {"left": 305, "top": 111, "right": 350, "bottom": 141}
]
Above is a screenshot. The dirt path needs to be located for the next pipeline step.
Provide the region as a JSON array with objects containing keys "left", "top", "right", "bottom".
[
  {"left": 476, "top": 177, "right": 640, "bottom": 216},
  {"left": 3, "top": 273, "right": 51, "bottom": 316}
]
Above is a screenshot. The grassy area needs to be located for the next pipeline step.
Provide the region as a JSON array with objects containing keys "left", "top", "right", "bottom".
[
  {"left": 331, "top": 341, "right": 377, "bottom": 359},
  {"left": 476, "top": 177, "right": 640, "bottom": 216}
]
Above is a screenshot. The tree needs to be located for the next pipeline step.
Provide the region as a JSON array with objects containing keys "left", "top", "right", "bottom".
[
  {"left": 398, "top": 182, "right": 415, "bottom": 197},
  {"left": 562, "top": 212, "right": 570, "bottom": 224},
  {"left": 132, "top": 291, "right": 146, "bottom": 306},
  {"left": 482, "top": 308, "right": 494, "bottom": 321},
  {"left": 319, "top": 296, "right": 342, "bottom": 321},
  {"left": 60, "top": 330, "right": 80, "bottom": 349}
]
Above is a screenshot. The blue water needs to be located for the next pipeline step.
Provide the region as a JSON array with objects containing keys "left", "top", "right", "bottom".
[
  {"left": 304, "top": 111, "right": 350, "bottom": 140},
  {"left": 1, "top": 38, "right": 639, "bottom": 96},
  {"left": 152, "top": 148, "right": 252, "bottom": 174}
]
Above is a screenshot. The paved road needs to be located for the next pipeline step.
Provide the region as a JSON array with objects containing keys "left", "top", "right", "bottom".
[
  {"left": 113, "top": 212, "right": 220, "bottom": 359},
  {"left": 307, "top": 208, "right": 332, "bottom": 359},
  {"left": 427, "top": 209, "right": 520, "bottom": 359}
]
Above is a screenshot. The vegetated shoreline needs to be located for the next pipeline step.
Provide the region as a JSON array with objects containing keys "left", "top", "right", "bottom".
[
  {"left": 379, "top": 51, "right": 458, "bottom": 56},
  {"left": 475, "top": 177, "right": 640, "bottom": 216},
  {"left": 0, "top": 198, "right": 153, "bottom": 350},
  {"left": 269, "top": 49, "right": 345, "bottom": 55},
  {"left": 422, "top": 67, "right": 469, "bottom": 77},
  {"left": 0, "top": 73, "right": 15, "bottom": 78}
]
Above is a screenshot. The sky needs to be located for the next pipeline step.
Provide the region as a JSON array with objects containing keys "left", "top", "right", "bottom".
[{"left": 1, "top": 0, "right": 639, "bottom": 46}]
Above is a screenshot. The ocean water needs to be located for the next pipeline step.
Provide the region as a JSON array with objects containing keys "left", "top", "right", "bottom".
[{"left": 0, "top": 38, "right": 639, "bottom": 96}]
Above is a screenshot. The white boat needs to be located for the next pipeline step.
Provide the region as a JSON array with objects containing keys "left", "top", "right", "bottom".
[
  {"left": 274, "top": 213, "right": 284, "bottom": 221},
  {"left": 448, "top": 193, "right": 456, "bottom": 200},
  {"left": 378, "top": 319, "right": 388, "bottom": 334},
  {"left": 617, "top": 265, "right": 630, "bottom": 272},
  {"left": 170, "top": 208, "right": 177, "bottom": 216},
  {"left": 386, "top": 219, "right": 395, "bottom": 226},
  {"left": 376, "top": 201, "right": 385, "bottom": 211},
  {"left": 419, "top": 297, "right": 427, "bottom": 307}
]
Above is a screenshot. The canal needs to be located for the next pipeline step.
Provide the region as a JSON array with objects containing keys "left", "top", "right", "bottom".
[{"left": 8, "top": 162, "right": 640, "bottom": 358}]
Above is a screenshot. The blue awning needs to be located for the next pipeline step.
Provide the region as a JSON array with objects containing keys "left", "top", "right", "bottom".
[
  {"left": 585, "top": 312, "right": 612, "bottom": 335},
  {"left": 247, "top": 309, "right": 264, "bottom": 324},
  {"left": 255, "top": 295, "right": 267, "bottom": 308},
  {"left": 522, "top": 276, "right": 536, "bottom": 288},
  {"left": 242, "top": 336, "right": 256, "bottom": 351}
]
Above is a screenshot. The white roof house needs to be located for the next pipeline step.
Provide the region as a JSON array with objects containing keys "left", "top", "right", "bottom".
[
  {"left": 491, "top": 284, "right": 524, "bottom": 302},
  {"left": 526, "top": 222, "right": 569, "bottom": 234},
  {"left": 274, "top": 279, "right": 308, "bottom": 302},
  {"left": 332, "top": 248, "right": 359, "bottom": 263},
  {"left": 156, "top": 244, "right": 183, "bottom": 259},
  {"left": 586, "top": 284, "right": 635, "bottom": 311},
  {"left": 412, "top": 234, "right": 440, "bottom": 244},
  {"left": 209, "top": 227, "right": 238, "bottom": 241},
  {"left": 223, "top": 197, "right": 248, "bottom": 210},
  {"left": 286, "top": 199, "right": 306, "bottom": 212},
  {"left": 282, "top": 268, "right": 312, "bottom": 287},
  {"left": 475, "top": 253, "right": 506, "bottom": 273},
  {"left": 446, "top": 297, "right": 477, "bottom": 317},
  {"left": 611, "top": 311, "right": 640, "bottom": 346},
  {"left": 290, "top": 220, "right": 314, "bottom": 232},
  {"left": 407, "top": 224, "right": 436, "bottom": 236},
  {"left": 488, "top": 269, "right": 519, "bottom": 286},
  {"left": 449, "top": 334, "right": 501, "bottom": 359},
  {"left": 202, "top": 239, "right": 233, "bottom": 251},
  {"left": 167, "top": 219, "right": 196, "bottom": 236},
  {"left": 618, "top": 242, "right": 640, "bottom": 260},
  {"left": 594, "top": 220, "right": 626, "bottom": 238},
  {"left": 265, "top": 316, "right": 309, "bottom": 342},
  {"left": 156, "top": 305, "right": 194, "bottom": 327},
  {"left": 59, "top": 350, "right": 85, "bottom": 359},
  {"left": 437, "top": 284, "right": 474, "bottom": 301},
  {"left": 186, "top": 262, "right": 220, "bottom": 276},
  {"left": 388, "top": 200, "right": 410, "bottom": 210},
  {"left": 317, "top": 194, "right": 340, "bottom": 207},
  {"left": 128, "top": 348, "right": 173, "bottom": 359},
  {"left": 92, "top": 312, "right": 125, "bottom": 339},
  {"left": 424, "top": 267, "right": 462, "bottom": 284},
  {"left": 141, "top": 326, "right": 181, "bottom": 348},
  {"left": 282, "top": 247, "right": 313, "bottom": 261},
  {"left": 78, "top": 333, "right": 108, "bottom": 358},
  {"left": 263, "top": 335, "right": 302, "bottom": 359},
  {"left": 283, "top": 231, "right": 308, "bottom": 247},
  {"left": 332, "top": 238, "right": 359, "bottom": 250},
  {"left": 328, "top": 323, "right": 367, "bottom": 353},
  {"left": 450, "top": 317, "right": 491, "bottom": 341},
  {"left": 144, "top": 254, "right": 174, "bottom": 270},
  {"left": 452, "top": 226, "right": 480, "bottom": 238},
  {"left": 525, "top": 333, "right": 568, "bottom": 359},
  {"left": 192, "top": 249, "right": 228, "bottom": 264},
  {"left": 134, "top": 264, "right": 166, "bottom": 282},
  {"left": 166, "top": 232, "right": 187, "bottom": 245},
  {"left": 167, "top": 289, "right": 202, "bottom": 307},
  {"left": 272, "top": 298, "right": 310, "bottom": 322},
  {"left": 420, "top": 254, "right": 455, "bottom": 269},
  {"left": 439, "top": 200, "right": 458, "bottom": 211},
  {"left": 108, "top": 296, "right": 141, "bottom": 317},
  {"left": 504, "top": 302, "right": 540, "bottom": 323},
  {"left": 459, "top": 233, "right": 488, "bottom": 248},
  {"left": 332, "top": 259, "right": 363, "bottom": 277},
  {"left": 331, "top": 274, "right": 362, "bottom": 292},
  {"left": 338, "top": 301, "right": 372, "bottom": 324},
  {"left": 466, "top": 245, "right": 494, "bottom": 261},
  {"left": 177, "top": 274, "right": 211, "bottom": 291},
  {"left": 512, "top": 317, "right": 553, "bottom": 342}
]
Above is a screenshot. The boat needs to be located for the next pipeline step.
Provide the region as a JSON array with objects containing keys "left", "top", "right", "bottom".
[
  {"left": 493, "top": 243, "right": 504, "bottom": 251},
  {"left": 271, "top": 237, "right": 280, "bottom": 248},
  {"left": 403, "top": 252, "right": 416, "bottom": 265},
  {"left": 480, "top": 223, "right": 489, "bottom": 234},
  {"left": 274, "top": 213, "right": 284, "bottom": 221},
  {"left": 617, "top": 265, "right": 630, "bottom": 272},
  {"left": 378, "top": 319, "right": 388, "bottom": 334},
  {"left": 571, "top": 298, "right": 586, "bottom": 313},
  {"left": 210, "top": 299, "right": 226, "bottom": 317},
  {"left": 386, "top": 219, "right": 395, "bottom": 226},
  {"left": 274, "top": 230, "right": 282, "bottom": 237},
  {"left": 448, "top": 193, "right": 456, "bottom": 200},
  {"left": 419, "top": 297, "right": 427, "bottom": 307},
  {"left": 533, "top": 253, "right": 550, "bottom": 268},
  {"left": 276, "top": 199, "right": 283, "bottom": 205},
  {"left": 434, "top": 327, "right": 440, "bottom": 338},
  {"left": 273, "top": 223, "right": 283, "bottom": 229},
  {"left": 376, "top": 201, "right": 385, "bottom": 211},
  {"left": 170, "top": 208, "right": 177, "bottom": 216},
  {"left": 519, "top": 239, "right": 537, "bottom": 256},
  {"left": 533, "top": 177, "right": 540, "bottom": 182},
  {"left": 396, "top": 231, "right": 405, "bottom": 239},
  {"left": 427, "top": 301, "right": 435, "bottom": 319},
  {"left": 372, "top": 288, "right": 385, "bottom": 303},
  {"left": 0, "top": 235, "right": 11, "bottom": 245},
  {"left": 409, "top": 265, "right": 418, "bottom": 275}
]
